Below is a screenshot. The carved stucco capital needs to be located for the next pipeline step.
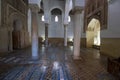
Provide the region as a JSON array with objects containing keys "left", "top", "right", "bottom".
[
  {"left": 29, "top": 4, "right": 40, "bottom": 13},
  {"left": 73, "top": 6, "right": 84, "bottom": 14},
  {"left": 64, "top": 24, "right": 68, "bottom": 27},
  {"left": 45, "top": 23, "right": 49, "bottom": 27}
]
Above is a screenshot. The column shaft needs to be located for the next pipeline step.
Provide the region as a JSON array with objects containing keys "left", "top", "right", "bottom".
[
  {"left": 64, "top": 25, "right": 67, "bottom": 46},
  {"left": 45, "top": 23, "right": 48, "bottom": 46},
  {"left": 31, "top": 12, "right": 38, "bottom": 59},
  {"left": 73, "top": 11, "right": 82, "bottom": 60}
]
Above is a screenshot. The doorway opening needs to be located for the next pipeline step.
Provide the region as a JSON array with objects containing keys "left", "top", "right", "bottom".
[
  {"left": 86, "top": 18, "right": 101, "bottom": 49},
  {"left": 12, "top": 19, "right": 22, "bottom": 49}
]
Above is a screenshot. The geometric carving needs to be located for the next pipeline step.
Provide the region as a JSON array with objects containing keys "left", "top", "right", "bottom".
[{"left": 84, "top": 0, "right": 108, "bottom": 32}]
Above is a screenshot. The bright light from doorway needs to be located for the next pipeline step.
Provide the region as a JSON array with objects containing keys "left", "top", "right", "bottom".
[
  {"left": 68, "top": 38, "right": 73, "bottom": 42},
  {"left": 94, "top": 31, "right": 101, "bottom": 46}
]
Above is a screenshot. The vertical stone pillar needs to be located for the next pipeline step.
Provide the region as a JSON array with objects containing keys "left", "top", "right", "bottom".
[
  {"left": 30, "top": 4, "right": 39, "bottom": 60},
  {"left": 45, "top": 23, "right": 48, "bottom": 47},
  {"left": 73, "top": 7, "right": 83, "bottom": 60},
  {"left": 64, "top": 24, "right": 68, "bottom": 47}
]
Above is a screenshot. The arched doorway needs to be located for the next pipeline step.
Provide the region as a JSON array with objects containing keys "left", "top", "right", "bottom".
[{"left": 86, "top": 18, "right": 101, "bottom": 49}]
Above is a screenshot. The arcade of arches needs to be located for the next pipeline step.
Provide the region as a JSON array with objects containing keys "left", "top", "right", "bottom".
[{"left": 0, "top": 0, "right": 120, "bottom": 80}]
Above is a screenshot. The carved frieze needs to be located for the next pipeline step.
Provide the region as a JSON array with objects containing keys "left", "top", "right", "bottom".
[
  {"left": 6, "top": 0, "right": 27, "bottom": 14},
  {"left": 84, "top": 0, "right": 108, "bottom": 32}
]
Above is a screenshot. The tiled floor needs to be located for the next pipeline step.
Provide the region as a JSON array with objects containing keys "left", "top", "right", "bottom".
[{"left": 0, "top": 46, "right": 118, "bottom": 80}]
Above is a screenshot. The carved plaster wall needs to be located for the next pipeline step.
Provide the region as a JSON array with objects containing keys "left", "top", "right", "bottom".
[
  {"left": 84, "top": 0, "right": 108, "bottom": 31},
  {"left": 0, "top": 0, "right": 29, "bottom": 52}
]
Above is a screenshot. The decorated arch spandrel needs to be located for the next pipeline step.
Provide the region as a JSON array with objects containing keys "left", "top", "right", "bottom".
[{"left": 84, "top": 0, "right": 108, "bottom": 32}]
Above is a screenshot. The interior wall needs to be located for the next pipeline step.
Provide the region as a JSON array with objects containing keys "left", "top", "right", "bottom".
[
  {"left": 0, "top": 28, "right": 8, "bottom": 52},
  {"left": 0, "top": 0, "right": 29, "bottom": 53},
  {"left": 43, "top": 0, "right": 65, "bottom": 24},
  {"left": 101, "top": 1, "right": 120, "bottom": 38},
  {"left": 100, "top": 1, "right": 120, "bottom": 58},
  {"left": 38, "top": 14, "right": 45, "bottom": 38},
  {"left": 38, "top": 11, "right": 85, "bottom": 47},
  {"left": 49, "top": 0, "right": 65, "bottom": 12},
  {"left": 74, "top": 0, "right": 85, "bottom": 7},
  {"left": 67, "top": 15, "right": 74, "bottom": 39},
  {"left": 38, "top": 14, "right": 74, "bottom": 39},
  {"left": 49, "top": 15, "right": 63, "bottom": 38},
  {"left": 39, "top": 0, "right": 65, "bottom": 38},
  {"left": 100, "top": 38, "right": 120, "bottom": 58}
]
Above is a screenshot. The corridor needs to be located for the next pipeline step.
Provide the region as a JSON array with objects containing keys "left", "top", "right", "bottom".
[{"left": 0, "top": 46, "right": 117, "bottom": 80}]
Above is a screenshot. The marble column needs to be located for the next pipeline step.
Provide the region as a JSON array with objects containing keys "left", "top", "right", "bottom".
[
  {"left": 45, "top": 23, "right": 48, "bottom": 47},
  {"left": 73, "top": 7, "right": 82, "bottom": 60},
  {"left": 64, "top": 24, "right": 68, "bottom": 47},
  {"left": 30, "top": 5, "right": 39, "bottom": 60}
]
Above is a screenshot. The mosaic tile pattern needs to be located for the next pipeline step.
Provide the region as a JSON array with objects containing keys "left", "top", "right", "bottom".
[{"left": 0, "top": 47, "right": 119, "bottom": 80}]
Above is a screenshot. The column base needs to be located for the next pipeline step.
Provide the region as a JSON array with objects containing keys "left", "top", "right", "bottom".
[
  {"left": 64, "top": 45, "right": 68, "bottom": 47},
  {"left": 73, "top": 56, "right": 82, "bottom": 60},
  {"left": 64, "top": 46, "right": 68, "bottom": 48},
  {"left": 8, "top": 48, "right": 13, "bottom": 52}
]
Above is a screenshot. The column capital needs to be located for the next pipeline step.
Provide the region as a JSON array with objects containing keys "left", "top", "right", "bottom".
[
  {"left": 64, "top": 24, "right": 68, "bottom": 27},
  {"left": 29, "top": 4, "right": 40, "bottom": 13},
  {"left": 73, "top": 6, "right": 84, "bottom": 14},
  {"left": 45, "top": 23, "right": 49, "bottom": 25},
  {"left": 45, "top": 23, "right": 49, "bottom": 26}
]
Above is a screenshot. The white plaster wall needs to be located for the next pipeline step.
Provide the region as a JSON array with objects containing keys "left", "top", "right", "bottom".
[
  {"left": 43, "top": 0, "right": 50, "bottom": 23},
  {"left": 37, "top": 0, "right": 85, "bottom": 39},
  {"left": 68, "top": 15, "right": 74, "bottom": 39},
  {"left": 49, "top": 0, "right": 65, "bottom": 24},
  {"left": 74, "top": 0, "right": 85, "bottom": 7},
  {"left": 38, "top": 13, "right": 85, "bottom": 39},
  {"left": 43, "top": 0, "right": 65, "bottom": 23},
  {"left": 101, "top": 1, "right": 120, "bottom": 38},
  {"left": 38, "top": 14, "right": 75, "bottom": 38},
  {"left": 49, "top": 0, "right": 65, "bottom": 12},
  {"left": 49, "top": 15, "right": 64, "bottom": 38},
  {"left": 38, "top": 14, "right": 45, "bottom": 37},
  {"left": 38, "top": 0, "right": 66, "bottom": 38},
  {"left": 29, "top": 0, "right": 41, "bottom": 8}
]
